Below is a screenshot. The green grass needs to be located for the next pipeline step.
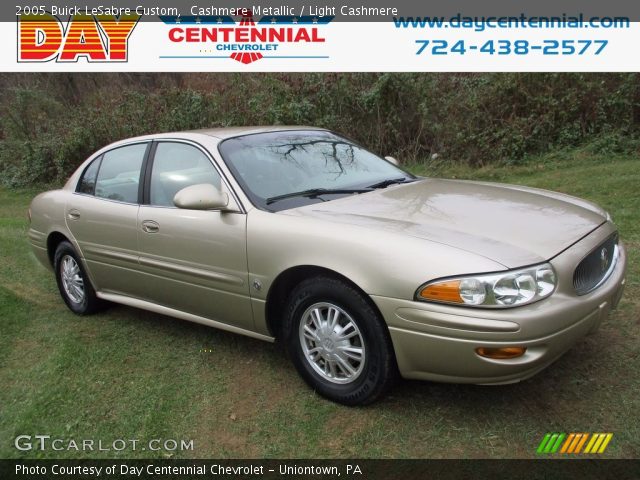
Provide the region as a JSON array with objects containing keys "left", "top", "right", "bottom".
[{"left": 1, "top": 151, "right": 639, "bottom": 459}]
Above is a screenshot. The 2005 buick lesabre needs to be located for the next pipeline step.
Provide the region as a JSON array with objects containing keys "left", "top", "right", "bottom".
[{"left": 28, "top": 127, "right": 627, "bottom": 405}]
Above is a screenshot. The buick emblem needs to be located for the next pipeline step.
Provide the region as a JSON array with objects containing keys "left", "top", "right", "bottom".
[{"left": 600, "top": 248, "right": 609, "bottom": 272}]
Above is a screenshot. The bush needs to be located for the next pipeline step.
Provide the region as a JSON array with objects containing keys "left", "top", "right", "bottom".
[{"left": 0, "top": 73, "right": 638, "bottom": 187}]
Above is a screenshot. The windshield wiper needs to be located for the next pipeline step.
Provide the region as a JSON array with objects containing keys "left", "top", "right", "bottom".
[
  {"left": 266, "top": 188, "right": 371, "bottom": 205},
  {"left": 367, "top": 177, "right": 415, "bottom": 189}
]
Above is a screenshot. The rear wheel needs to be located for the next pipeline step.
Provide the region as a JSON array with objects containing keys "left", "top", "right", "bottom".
[
  {"left": 54, "top": 241, "right": 102, "bottom": 315},
  {"left": 284, "top": 276, "right": 396, "bottom": 405}
]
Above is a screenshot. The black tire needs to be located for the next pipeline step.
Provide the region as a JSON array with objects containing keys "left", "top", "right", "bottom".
[
  {"left": 54, "top": 240, "right": 102, "bottom": 315},
  {"left": 283, "top": 276, "right": 397, "bottom": 406}
]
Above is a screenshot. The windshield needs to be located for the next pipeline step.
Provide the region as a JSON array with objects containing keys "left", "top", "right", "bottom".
[{"left": 218, "top": 130, "right": 413, "bottom": 211}]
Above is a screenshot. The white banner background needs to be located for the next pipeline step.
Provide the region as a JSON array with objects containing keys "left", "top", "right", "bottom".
[{"left": 2, "top": 21, "right": 639, "bottom": 71}]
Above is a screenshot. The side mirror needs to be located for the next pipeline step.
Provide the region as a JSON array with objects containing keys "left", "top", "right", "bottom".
[
  {"left": 173, "top": 183, "right": 229, "bottom": 210},
  {"left": 384, "top": 156, "right": 399, "bottom": 166}
]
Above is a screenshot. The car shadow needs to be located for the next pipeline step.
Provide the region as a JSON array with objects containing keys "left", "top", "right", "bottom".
[{"left": 103, "top": 301, "right": 629, "bottom": 421}]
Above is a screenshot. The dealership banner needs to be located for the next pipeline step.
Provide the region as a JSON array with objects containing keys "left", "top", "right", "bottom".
[{"left": 2, "top": 0, "right": 639, "bottom": 71}]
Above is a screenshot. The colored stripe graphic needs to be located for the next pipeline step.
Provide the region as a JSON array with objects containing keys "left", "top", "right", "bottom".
[
  {"left": 597, "top": 433, "right": 614, "bottom": 453},
  {"left": 536, "top": 433, "right": 552, "bottom": 454},
  {"left": 560, "top": 433, "right": 574, "bottom": 453},
  {"left": 574, "top": 433, "right": 589, "bottom": 453},
  {"left": 538, "top": 433, "right": 613, "bottom": 454},
  {"left": 537, "top": 433, "right": 565, "bottom": 453},
  {"left": 584, "top": 433, "right": 614, "bottom": 454},
  {"left": 549, "top": 433, "right": 565, "bottom": 453},
  {"left": 567, "top": 433, "right": 586, "bottom": 453}
]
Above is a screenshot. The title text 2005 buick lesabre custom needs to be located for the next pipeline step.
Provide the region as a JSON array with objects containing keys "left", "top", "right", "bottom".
[{"left": 28, "top": 127, "right": 627, "bottom": 405}]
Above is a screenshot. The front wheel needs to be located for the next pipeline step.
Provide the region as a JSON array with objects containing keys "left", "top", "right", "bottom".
[{"left": 283, "top": 276, "right": 397, "bottom": 405}]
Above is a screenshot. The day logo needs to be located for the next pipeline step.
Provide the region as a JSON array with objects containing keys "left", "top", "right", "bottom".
[{"left": 17, "top": 13, "right": 140, "bottom": 62}]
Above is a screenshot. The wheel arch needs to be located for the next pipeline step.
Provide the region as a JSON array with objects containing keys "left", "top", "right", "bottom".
[
  {"left": 264, "top": 265, "right": 386, "bottom": 340},
  {"left": 47, "top": 231, "right": 71, "bottom": 266}
]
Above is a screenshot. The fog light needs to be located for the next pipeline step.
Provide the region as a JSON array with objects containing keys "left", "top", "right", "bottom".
[{"left": 476, "top": 346, "right": 526, "bottom": 359}]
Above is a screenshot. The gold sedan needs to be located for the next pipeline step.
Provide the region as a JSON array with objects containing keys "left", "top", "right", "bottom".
[{"left": 28, "top": 127, "right": 627, "bottom": 405}]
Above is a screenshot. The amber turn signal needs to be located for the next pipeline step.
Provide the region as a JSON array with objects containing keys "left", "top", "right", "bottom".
[
  {"left": 475, "top": 346, "right": 527, "bottom": 359},
  {"left": 419, "top": 280, "right": 463, "bottom": 303}
]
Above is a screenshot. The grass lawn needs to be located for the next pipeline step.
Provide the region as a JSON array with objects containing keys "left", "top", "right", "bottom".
[{"left": 1, "top": 150, "right": 638, "bottom": 459}]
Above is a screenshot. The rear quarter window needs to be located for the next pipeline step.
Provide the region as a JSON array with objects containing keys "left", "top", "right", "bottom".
[
  {"left": 76, "top": 156, "right": 102, "bottom": 195},
  {"left": 94, "top": 143, "right": 147, "bottom": 204}
]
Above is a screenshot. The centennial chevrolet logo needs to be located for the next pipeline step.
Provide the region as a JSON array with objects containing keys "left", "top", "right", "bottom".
[
  {"left": 18, "top": 13, "right": 139, "bottom": 62},
  {"left": 161, "top": 9, "right": 332, "bottom": 64}
]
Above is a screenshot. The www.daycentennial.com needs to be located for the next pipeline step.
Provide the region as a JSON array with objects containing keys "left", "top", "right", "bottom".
[{"left": 15, "top": 463, "right": 348, "bottom": 476}]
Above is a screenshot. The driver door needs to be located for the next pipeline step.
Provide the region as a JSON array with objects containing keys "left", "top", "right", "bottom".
[{"left": 137, "top": 141, "right": 252, "bottom": 330}]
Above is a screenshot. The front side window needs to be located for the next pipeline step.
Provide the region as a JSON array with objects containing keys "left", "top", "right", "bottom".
[
  {"left": 149, "top": 142, "right": 221, "bottom": 207},
  {"left": 219, "top": 130, "right": 412, "bottom": 211},
  {"left": 95, "top": 143, "right": 147, "bottom": 204}
]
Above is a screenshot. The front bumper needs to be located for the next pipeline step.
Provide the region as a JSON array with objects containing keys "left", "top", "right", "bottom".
[{"left": 372, "top": 223, "right": 627, "bottom": 384}]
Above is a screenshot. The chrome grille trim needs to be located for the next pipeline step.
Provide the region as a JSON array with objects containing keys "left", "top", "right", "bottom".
[{"left": 573, "top": 234, "right": 619, "bottom": 296}]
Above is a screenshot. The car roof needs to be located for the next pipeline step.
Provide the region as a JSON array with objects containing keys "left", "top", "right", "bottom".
[
  {"left": 190, "top": 125, "right": 327, "bottom": 139},
  {"left": 112, "top": 126, "right": 328, "bottom": 145}
]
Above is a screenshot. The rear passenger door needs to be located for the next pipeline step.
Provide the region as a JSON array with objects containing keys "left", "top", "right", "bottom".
[
  {"left": 66, "top": 142, "right": 149, "bottom": 298},
  {"left": 137, "top": 141, "right": 253, "bottom": 330}
]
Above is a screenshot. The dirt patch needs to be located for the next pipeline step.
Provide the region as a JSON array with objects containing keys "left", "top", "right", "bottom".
[
  {"left": 2, "top": 282, "right": 59, "bottom": 310},
  {"left": 322, "top": 407, "right": 376, "bottom": 455},
  {"left": 189, "top": 342, "right": 295, "bottom": 458}
]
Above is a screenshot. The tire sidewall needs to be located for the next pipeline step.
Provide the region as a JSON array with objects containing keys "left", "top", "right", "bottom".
[
  {"left": 54, "top": 242, "right": 92, "bottom": 314},
  {"left": 285, "top": 277, "right": 393, "bottom": 405}
]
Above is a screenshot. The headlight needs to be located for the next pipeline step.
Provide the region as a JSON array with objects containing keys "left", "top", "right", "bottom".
[{"left": 417, "top": 263, "right": 557, "bottom": 308}]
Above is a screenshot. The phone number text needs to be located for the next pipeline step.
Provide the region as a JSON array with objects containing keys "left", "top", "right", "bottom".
[{"left": 415, "top": 39, "right": 608, "bottom": 55}]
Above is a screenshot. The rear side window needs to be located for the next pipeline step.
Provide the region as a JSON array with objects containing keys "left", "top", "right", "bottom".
[
  {"left": 95, "top": 144, "right": 147, "bottom": 204},
  {"left": 77, "top": 156, "right": 101, "bottom": 195},
  {"left": 149, "top": 142, "right": 221, "bottom": 207}
]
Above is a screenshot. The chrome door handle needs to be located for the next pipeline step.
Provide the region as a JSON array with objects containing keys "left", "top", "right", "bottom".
[
  {"left": 141, "top": 220, "right": 159, "bottom": 233},
  {"left": 67, "top": 209, "right": 81, "bottom": 220}
]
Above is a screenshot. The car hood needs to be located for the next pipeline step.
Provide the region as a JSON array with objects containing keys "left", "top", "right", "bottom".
[{"left": 283, "top": 178, "right": 606, "bottom": 268}]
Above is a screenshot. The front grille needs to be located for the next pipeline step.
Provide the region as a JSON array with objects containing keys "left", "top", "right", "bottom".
[{"left": 573, "top": 233, "right": 618, "bottom": 295}]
